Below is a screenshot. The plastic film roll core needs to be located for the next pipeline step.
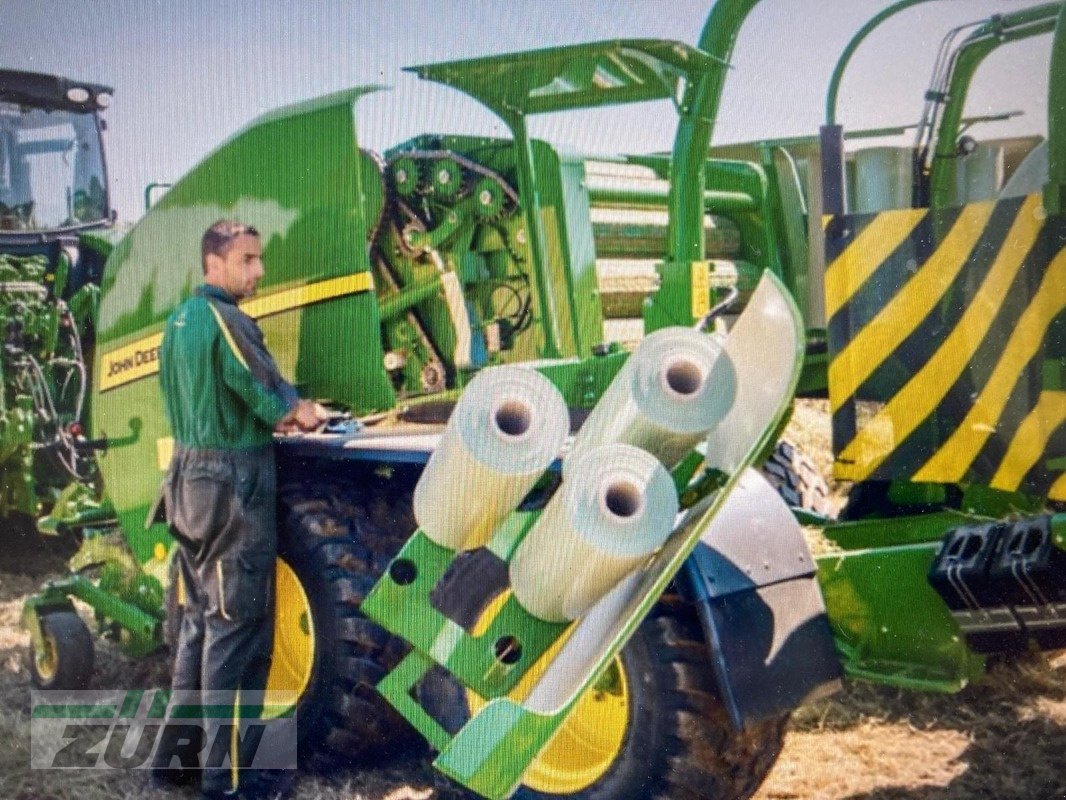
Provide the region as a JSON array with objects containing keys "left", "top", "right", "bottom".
[
  {"left": 510, "top": 443, "right": 679, "bottom": 622},
  {"left": 413, "top": 366, "right": 569, "bottom": 550},
  {"left": 566, "top": 327, "right": 736, "bottom": 473}
]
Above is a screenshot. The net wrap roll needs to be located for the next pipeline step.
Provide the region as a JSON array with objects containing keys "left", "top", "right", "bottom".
[
  {"left": 566, "top": 326, "right": 736, "bottom": 472},
  {"left": 414, "top": 366, "right": 569, "bottom": 550},
  {"left": 510, "top": 443, "right": 679, "bottom": 622}
]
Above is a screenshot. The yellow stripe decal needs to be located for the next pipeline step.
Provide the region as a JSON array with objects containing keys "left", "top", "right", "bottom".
[
  {"left": 1050, "top": 472, "right": 1066, "bottom": 503},
  {"left": 208, "top": 302, "right": 249, "bottom": 369},
  {"left": 989, "top": 391, "right": 1066, "bottom": 492},
  {"left": 829, "top": 200, "right": 998, "bottom": 412},
  {"left": 911, "top": 245, "right": 1066, "bottom": 483},
  {"left": 98, "top": 273, "right": 374, "bottom": 392},
  {"left": 240, "top": 272, "right": 373, "bottom": 319},
  {"left": 824, "top": 207, "right": 927, "bottom": 320},
  {"left": 690, "top": 260, "right": 710, "bottom": 321}
]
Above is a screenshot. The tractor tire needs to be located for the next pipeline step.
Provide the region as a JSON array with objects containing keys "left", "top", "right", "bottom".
[
  {"left": 422, "top": 566, "right": 788, "bottom": 800},
  {"left": 276, "top": 473, "right": 422, "bottom": 768},
  {"left": 760, "top": 439, "right": 833, "bottom": 517},
  {"left": 27, "top": 609, "right": 95, "bottom": 690}
]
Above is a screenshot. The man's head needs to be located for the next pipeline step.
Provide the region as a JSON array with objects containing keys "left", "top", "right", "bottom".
[{"left": 201, "top": 219, "right": 264, "bottom": 300}]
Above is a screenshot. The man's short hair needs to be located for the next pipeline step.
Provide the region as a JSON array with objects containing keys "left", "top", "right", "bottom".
[{"left": 201, "top": 220, "right": 260, "bottom": 273}]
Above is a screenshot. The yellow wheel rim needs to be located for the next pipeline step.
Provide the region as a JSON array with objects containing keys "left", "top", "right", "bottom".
[
  {"left": 522, "top": 657, "right": 629, "bottom": 794},
  {"left": 467, "top": 593, "right": 630, "bottom": 794},
  {"left": 265, "top": 559, "right": 314, "bottom": 719},
  {"left": 34, "top": 634, "right": 59, "bottom": 683}
]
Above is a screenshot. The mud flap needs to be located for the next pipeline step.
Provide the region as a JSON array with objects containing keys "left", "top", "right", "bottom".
[{"left": 677, "top": 468, "right": 842, "bottom": 730}]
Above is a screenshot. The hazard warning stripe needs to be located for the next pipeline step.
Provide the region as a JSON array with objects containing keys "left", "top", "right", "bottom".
[
  {"left": 832, "top": 200, "right": 1047, "bottom": 480},
  {"left": 826, "top": 197, "right": 1024, "bottom": 412},
  {"left": 911, "top": 245, "right": 1066, "bottom": 483},
  {"left": 828, "top": 200, "right": 997, "bottom": 412},
  {"left": 824, "top": 208, "right": 928, "bottom": 319},
  {"left": 824, "top": 209, "right": 892, "bottom": 265},
  {"left": 826, "top": 192, "right": 1066, "bottom": 502},
  {"left": 990, "top": 391, "right": 1066, "bottom": 492}
]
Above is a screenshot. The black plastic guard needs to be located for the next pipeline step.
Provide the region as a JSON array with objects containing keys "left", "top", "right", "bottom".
[{"left": 676, "top": 470, "right": 842, "bottom": 730}]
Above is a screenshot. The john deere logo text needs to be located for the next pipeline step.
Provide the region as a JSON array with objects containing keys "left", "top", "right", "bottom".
[
  {"left": 99, "top": 334, "right": 164, "bottom": 392},
  {"left": 31, "top": 689, "right": 296, "bottom": 771}
]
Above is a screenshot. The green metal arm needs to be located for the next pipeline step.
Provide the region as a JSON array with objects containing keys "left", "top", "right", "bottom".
[
  {"left": 1049, "top": 3, "right": 1066, "bottom": 212},
  {"left": 665, "top": 0, "right": 760, "bottom": 268},
  {"left": 824, "top": 0, "right": 947, "bottom": 127},
  {"left": 927, "top": 3, "right": 1060, "bottom": 209}
]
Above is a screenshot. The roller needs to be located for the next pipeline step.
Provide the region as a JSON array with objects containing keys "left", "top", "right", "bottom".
[
  {"left": 413, "top": 366, "right": 568, "bottom": 550},
  {"left": 510, "top": 443, "right": 679, "bottom": 622},
  {"left": 565, "top": 326, "right": 736, "bottom": 472}
]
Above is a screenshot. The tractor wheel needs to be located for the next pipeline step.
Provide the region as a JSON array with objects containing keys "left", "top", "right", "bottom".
[
  {"left": 422, "top": 564, "right": 788, "bottom": 800},
  {"left": 27, "top": 610, "right": 95, "bottom": 690},
  {"left": 760, "top": 439, "right": 832, "bottom": 517},
  {"left": 272, "top": 473, "right": 421, "bottom": 767}
]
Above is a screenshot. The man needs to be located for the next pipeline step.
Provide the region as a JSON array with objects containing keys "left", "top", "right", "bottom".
[{"left": 154, "top": 220, "right": 319, "bottom": 800}]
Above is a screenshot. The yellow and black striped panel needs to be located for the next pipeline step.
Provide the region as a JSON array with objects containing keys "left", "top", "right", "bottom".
[{"left": 825, "top": 193, "right": 1066, "bottom": 503}]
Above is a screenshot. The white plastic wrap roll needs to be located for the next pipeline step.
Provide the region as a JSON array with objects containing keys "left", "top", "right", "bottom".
[
  {"left": 413, "top": 366, "right": 569, "bottom": 550},
  {"left": 510, "top": 444, "right": 679, "bottom": 622},
  {"left": 566, "top": 327, "right": 736, "bottom": 472}
]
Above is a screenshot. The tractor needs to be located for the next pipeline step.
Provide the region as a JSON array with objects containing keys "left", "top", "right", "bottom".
[{"left": 17, "top": 1, "right": 1066, "bottom": 799}]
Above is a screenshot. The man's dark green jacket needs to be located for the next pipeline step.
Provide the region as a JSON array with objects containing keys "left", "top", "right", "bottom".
[{"left": 160, "top": 284, "right": 298, "bottom": 448}]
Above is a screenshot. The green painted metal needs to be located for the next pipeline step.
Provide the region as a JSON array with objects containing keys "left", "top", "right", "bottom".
[
  {"left": 406, "top": 41, "right": 723, "bottom": 358},
  {"left": 364, "top": 526, "right": 569, "bottom": 699},
  {"left": 532, "top": 351, "right": 628, "bottom": 410},
  {"left": 586, "top": 184, "right": 757, "bottom": 213},
  {"left": 1048, "top": 4, "right": 1066, "bottom": 213},
  {"left": 822, "top": 510, "right": 988, "bottom": 552},
  {"left": 143, "top": 182, "right": 172, "bottom": 212},
  {"left": 510, "top": 116, "right": 563, "bottom": 358},
  {"left": 928, "top": 4, "right": 1060, "bottom": 209},
  {"left": 665, "top": 0, "right": 760, "bottom": 266},
  {"left": 378, "top": 275, "right": 444, "bottom": 321},
  {"left": 825, "top": 0, "right": 945, "bottom": 127},
  {"left": 817, "top": 542, "right": 986, "bottom": 692},
  {"left": 407, "top": 40, "right": 722, "bottom": 117}
]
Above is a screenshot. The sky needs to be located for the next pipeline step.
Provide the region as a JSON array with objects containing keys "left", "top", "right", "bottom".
[{"left": 2, "top": 0, "right": 1054, "bottom": 222}]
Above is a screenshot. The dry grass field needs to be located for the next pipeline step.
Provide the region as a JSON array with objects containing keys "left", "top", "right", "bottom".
[{"left": 1, "top": 401, "right": 1063, "bottom": 799}]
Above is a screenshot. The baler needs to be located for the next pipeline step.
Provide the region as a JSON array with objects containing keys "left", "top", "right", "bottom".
[{"left": 14, "top": 1, "right": 1066, "bottom": 799}]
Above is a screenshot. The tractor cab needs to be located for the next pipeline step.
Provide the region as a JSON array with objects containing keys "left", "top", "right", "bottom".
[
  {"left": 0, "top": 70, "right": 112, "bottom": 235},
  {"left": 0, "top": 69, "right": 115, "bottom": 298}
]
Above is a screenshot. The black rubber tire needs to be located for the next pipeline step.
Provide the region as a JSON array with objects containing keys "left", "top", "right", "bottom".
[
  {"left": 422, "top": 580, "right": 788, "bottom": 800},
  {"left": 277, "top": 471, "right": 422, "bottom": 768},
  {"left": 760, "top": 439, "right": 833, "bottom": 517},
  {"left": 27, "top": 610, "right": 95, "bottom": 690}
]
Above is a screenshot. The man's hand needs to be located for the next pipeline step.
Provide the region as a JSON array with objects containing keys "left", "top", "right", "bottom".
[{"left": 276, "top": 400, "right": 328, "bottom": 433}]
